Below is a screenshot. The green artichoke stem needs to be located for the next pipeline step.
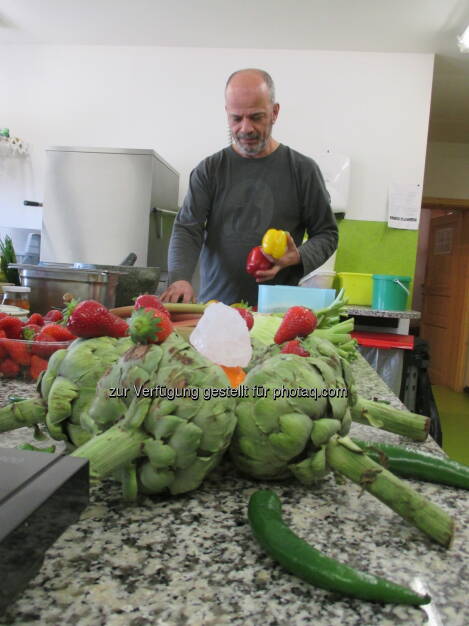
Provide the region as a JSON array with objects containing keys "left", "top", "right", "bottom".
[
  {"left": 71, "top": 425, "right": 147, "bottom": 477},
  {"left": 163, "top": 302, "right": 206, "bottom": 313},
  {"left": 120, "top": 462, "right": 139, "bottom": 502},
  {"left": 0, "top": 398, "right": 47, "bottom": 433},
  {"left": 351, "top": 396, "right": 429, "bottom": 441},
  {"left": 326, "top": 435, "right": 454, "bottom": 548},
  {"left": 315, "top": 319, "right": 354, "bottom": 336}
]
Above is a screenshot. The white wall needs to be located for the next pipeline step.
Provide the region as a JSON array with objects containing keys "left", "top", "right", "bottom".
[
  {"left": 423, "top": 142, "right": 469, "bottom": 199},
  {"left": 0, "top": 45, "right": 434, "bottom": 230}
]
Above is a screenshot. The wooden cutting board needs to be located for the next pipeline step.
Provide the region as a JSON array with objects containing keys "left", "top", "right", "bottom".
[{"left": 109, "top": 305, "right": 201, "bottom": 326}]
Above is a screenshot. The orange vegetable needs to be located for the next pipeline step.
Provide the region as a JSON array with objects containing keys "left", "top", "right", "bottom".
[{"left": 220, "top": 365, "right": 246, "bottom": 387}]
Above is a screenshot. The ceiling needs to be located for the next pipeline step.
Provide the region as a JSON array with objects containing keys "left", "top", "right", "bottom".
[{"left": 1, "top": 0, "right": 469, "bottom": 142}]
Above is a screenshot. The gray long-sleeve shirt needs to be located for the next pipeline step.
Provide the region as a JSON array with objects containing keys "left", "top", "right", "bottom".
[{"left": 168, "top": 144, "right": 338, "bottom": 305}]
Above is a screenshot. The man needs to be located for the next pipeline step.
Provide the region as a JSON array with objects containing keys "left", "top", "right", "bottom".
[{"left": 161, "top": 68, "right": 338, "bottom": 305}]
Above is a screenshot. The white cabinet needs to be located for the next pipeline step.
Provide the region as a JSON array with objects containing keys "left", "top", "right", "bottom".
[{"left": 41, "top": 146, "right": 179, "bottom": 269}]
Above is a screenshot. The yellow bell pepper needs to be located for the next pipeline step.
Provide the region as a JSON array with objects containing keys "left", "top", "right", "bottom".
[{"left": 261, "top": 229, "right": 288, "bottom": 259}]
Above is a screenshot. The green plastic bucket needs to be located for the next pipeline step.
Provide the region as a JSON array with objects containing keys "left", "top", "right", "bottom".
[{"left": 372, "top": 274, "right": 411, "bottom": 311}]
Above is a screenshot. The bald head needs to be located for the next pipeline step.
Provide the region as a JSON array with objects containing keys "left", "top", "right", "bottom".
[
  {"left": 225, "top": 69, "right": 276, "bottom": 104},
  {"left": 225, "top": 69, "right": 280, "bottom": 158}
]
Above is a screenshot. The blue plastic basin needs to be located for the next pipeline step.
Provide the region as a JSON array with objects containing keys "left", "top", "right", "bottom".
[{"left": 257, "top": 285, "right": 336, "bottom": 313}]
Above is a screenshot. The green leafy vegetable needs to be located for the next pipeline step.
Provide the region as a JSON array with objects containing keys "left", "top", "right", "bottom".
[{"left": 0, "top": 235, "right": 20, "bottom": 285}]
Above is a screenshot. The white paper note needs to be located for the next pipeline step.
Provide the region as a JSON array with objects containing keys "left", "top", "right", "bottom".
[{"left": 387, "top": 183, "right": 421, "bottom": 230}]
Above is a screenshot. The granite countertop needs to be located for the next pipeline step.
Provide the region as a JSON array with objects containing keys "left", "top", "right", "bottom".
[
  {"left": 345, "top": 306, "right": 421, "bottom": 320},
  {"left": 1, "top": 357, "right": 468, "bottom": 626}
]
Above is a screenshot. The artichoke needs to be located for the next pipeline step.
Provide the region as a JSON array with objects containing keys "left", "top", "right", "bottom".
[
  {"left": 230, "top": 351, "right": 352, "bottom": 483},
  {"left": 229, "top": 350, "right": 453, "bottom": 547},
  {"left": 0, "top": 336, "right": 133, "bottom": 446},
  {"left": 71, "top": 333, "right": 238, "bottom": 498},
  {"left": 247, "top": 334, "right": 428, "bottom": 442}
]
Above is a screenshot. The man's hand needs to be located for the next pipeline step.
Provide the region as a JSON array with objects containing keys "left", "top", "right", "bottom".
[
  {"left": 160, "top": 280, "right": 195, "bottom": 303},
  {"left": 255, "top": 233, "right": 301, "bottom": 282}
]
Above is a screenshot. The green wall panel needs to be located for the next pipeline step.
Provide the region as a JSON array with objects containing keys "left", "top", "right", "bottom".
[{"left": 335, "top": 219, "right": 418, "bottom": 279}]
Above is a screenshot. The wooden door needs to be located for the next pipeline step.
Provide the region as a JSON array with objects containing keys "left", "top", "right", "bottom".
[{"left": 420, "top": 212, "right": 469, "bottom": 390}]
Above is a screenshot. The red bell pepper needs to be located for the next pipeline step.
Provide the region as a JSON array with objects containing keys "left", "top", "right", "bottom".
[{"left": 246, "top": 246, "right": 274, "bottom": 276}]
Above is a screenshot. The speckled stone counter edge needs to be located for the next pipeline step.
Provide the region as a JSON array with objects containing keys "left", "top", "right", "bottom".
[{"left": 346, "top": 305, "right": 421, "bottom": 320}]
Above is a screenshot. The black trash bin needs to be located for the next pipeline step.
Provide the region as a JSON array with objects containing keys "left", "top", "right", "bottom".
[{"left": 400, "top": 338, "right": 443, "bottom": 446}]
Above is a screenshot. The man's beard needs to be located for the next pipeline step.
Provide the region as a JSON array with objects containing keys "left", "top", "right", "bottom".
[{"left": 233, "top": 131, "right": 270, "bottom": 156}]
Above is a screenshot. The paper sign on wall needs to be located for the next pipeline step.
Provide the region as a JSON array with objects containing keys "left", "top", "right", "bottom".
[{"left": 387, "top": 183, "right": 421, "bottom": 230}]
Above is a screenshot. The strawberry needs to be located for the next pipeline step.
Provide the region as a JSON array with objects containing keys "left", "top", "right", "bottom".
[
  {"left": 274, "top": 306, "right": 318, "bottom": 344},
  {"left": 3, "top": 338, "right": 31, "bottom": 366},
  {"left": 280, "top": 339, "right": 310, "bottom": 357},
  {"left": 32, "top": 338, "right": 60, "bottom": 359},
  {"left": 29, "top": 354, "right": 49, "bottom": 380},
  {"left": 129, "top": 307, "right": 174, "bottom": 344},
  {"left": 66, "top": 300, "right": 116, "bottom": 338},
  {"left": 31, "top": 325, "right": 74, "bottom": 359},
  {"left": 0, "top": 313, "right": 8, "bottom": 321},
  {"left": 44, "top": 309, "right": 63, "bottom": 323},
  {"left": 0, "top": 316, "right": 24, "bottom": 339},
  {"left": 236, "top": 307, "right": 254, "bottom": 330},
  {"left": 0, "top": 357, "right": 20, "bottom": 378},
  {"left": 134, "top": 294, "right": 169, "bottom": 317},
  {"left": 0, "top": 335, "right": 6, "bottom": 359},
  {"left": 22, "top": 323, "right": 42, "bottom": 340},
  {"left": 37, "top": 324, "right": 76, "bottom": 342},
  {"left": 28, "top": 313, "right": 45, "bottom": 326},
  {"left": 109, "top": 314, "right": 129, "bottom": 337}
]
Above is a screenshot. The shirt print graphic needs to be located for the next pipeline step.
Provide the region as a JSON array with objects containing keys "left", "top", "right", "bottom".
[{"left": 219, "top": 178, "right": 274, "bottom": 240}]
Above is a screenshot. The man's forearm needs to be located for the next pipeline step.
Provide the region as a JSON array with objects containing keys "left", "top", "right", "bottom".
[
  {"left": 298, "top": 227, "right": 338, "bottom": 276},
  {"left": 167, "top": 222, "right": 204, "bottom": 284}
]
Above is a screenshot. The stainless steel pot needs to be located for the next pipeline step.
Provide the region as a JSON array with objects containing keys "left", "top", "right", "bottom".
[
  {"left": 10, "top": 261, "right": 161, "bottom": 313},
  {"left": 10, "top": 263, "right": 122, "bottom": 313},
  {"left": 73, "top": 263, "right": 160, "bottom": 308}
]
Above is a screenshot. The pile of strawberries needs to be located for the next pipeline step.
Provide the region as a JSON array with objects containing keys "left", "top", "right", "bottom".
[
  {"left": 0, "top": 309, "right": 76, "bottom": 380},
  {"left": 62, "top": 294, "right": 173, "bottom": 344},
  {"left": 0, "top": 294, "right": 178, "bottom": 380},
  {"left": 0, "top": 296, "right": 318, "bottom": 380}
]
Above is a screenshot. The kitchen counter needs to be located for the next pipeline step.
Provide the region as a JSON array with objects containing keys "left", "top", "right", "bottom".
[
  {"left": 346, "top": 304, "right": 421, "bottom": 335},
  {"left": 344, "top": 306, "right": 421, "bottom": 335},
  {"left": 1, "top": 357, "right": 468, "bottom": 626},
  {"left": 345, "top": 306, "right": 421, "bottom": 320}
]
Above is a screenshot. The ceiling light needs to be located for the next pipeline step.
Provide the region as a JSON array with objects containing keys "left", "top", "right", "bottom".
[{"left": 457, "top": 25, "right": 469, "bottom": 52}]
